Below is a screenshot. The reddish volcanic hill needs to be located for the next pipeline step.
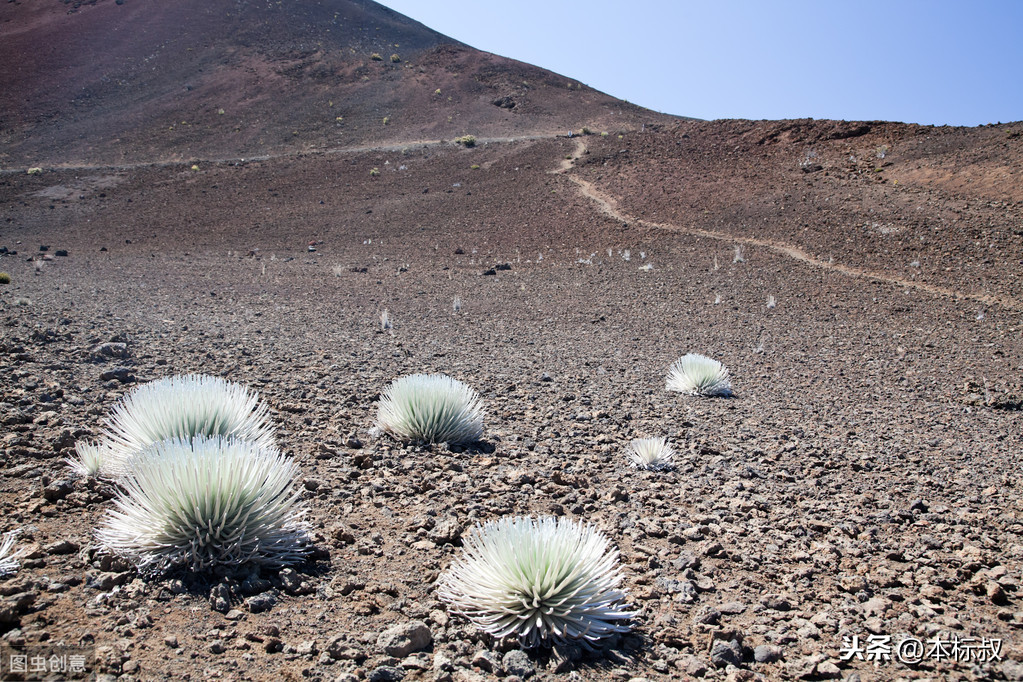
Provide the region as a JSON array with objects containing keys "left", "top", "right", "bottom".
[{"left": 0, "top": 0, "right": 671, "bottom": 167}]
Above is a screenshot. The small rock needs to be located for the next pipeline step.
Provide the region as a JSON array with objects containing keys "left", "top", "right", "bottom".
[
  {"left": 471, "top": 650, "right": 500, "bottom": 673},
  {"left": 502, "top": 649, "right": 535, "bottom": 678},
  {"left": 761, "top": 595, "right": 792, "bottom": 611},
  {"left": 754, "top": 645, "right": 783, "bottom": 663},
  {"left": 42, "top": 480, "right": 74, "bottom": 502},
  {"left": 224, "top": 609, "right": 245, "bottom": 621},
  {"left": 44, "top": 539, "right": 79, "bottom": 555},
  {"left": 677, "top": 654, "right": 709, "bottom": 677},
  {"left": 245, "top": 591, "right": 277, "bottom": 613},
  {"left": 264, "top": 637, "right": 283, "bottom": 653},
  {"left": 164, "top": 635, "right": 178, "bottom": 648},
  {"left": 710, "top": 639, "right": 742, "bottom": 668},
  {"left": 90, "top": 342, "right": 129, "bottom": 360},
  {"left": 368, "top": 666, "right": 405, "bottom": 682},
  {"left": 377, "top": 620, "right": 432, "bottom": 657},
  {"left": 99, "top": 368, "right": 135, "bottom": 384},
  {"left": 295, "top": 640, "right": 318, "bottom": 656},
  {"left": 209, "top": 583, "right": 230, "bottom": 613}
]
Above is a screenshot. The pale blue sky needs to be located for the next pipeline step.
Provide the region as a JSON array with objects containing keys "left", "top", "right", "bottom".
[{"left": 378, "top": 1, "right": 1023, "bottom": 127}]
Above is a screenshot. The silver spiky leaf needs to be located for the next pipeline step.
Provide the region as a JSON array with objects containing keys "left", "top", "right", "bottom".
[
  {"left": 666, "top": 353, "right": 732, "bottom": 397},
  {"left": 376, "top": 373, "right": 485, "bottom": 445},
  {"left": 0, "top": 530, "right": 25, "bottom": 578},
  {"left": 75, "top": 373, "right": 276, "bottom": 477},
  {"left": 437, "top": 516, "right": 634, "bottom": 647},
  {"left": 627, "top": 437, "right": 675, "bottom": 470},
  {"left": 95, "top": 436, "right": 310, "bottom": 574}
]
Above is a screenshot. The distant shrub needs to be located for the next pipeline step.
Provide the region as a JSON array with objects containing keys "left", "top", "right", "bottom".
[
  {"left": 370, "top": 53, "right": 383, "bottom": 61},
  {"left": 95, "top": 436, "right": 310, "bottom": 574},
  {"left": 456, "top": 135, "right": 477, "bottom": 148},
  {"left": 370, "top": 167, "right": 380, "bottom": 176},
  {"left": 666, "top": 353, "right": 732, "bottom": 397},
  {"left": 26, "top": 168, "right": 42, "bottom": 175},
  {"left": 382, "top": 116, "right": 390, "bottom": 125},
  {"left": 376, "top": 373, "right": 484, "bottom": 444},
  {"left": 0, "top": 273, "right": 10, "bottom": 284},
  {"left": 390, "top": 53, "right": 401, "bottom": 63},
  {"left": 470, "top": 164, "right": 480, "bottom": 170}
]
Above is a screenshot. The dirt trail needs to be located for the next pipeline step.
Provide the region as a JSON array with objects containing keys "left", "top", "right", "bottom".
[{"left": 557, "top": 140, "right": 1023, "bottom": 312}]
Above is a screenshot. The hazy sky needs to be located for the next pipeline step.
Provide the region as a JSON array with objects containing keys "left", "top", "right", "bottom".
[{"left": 377, "top": 1, "right": 1023, "bottom": 127}]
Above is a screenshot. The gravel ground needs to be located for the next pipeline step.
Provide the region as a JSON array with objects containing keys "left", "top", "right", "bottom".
[{"left": 0, "top": 123, "right": 1021, "bottom": 681}]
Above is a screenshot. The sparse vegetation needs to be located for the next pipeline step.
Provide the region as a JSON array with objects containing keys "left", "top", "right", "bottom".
[
  {"left": 627, "top": 437, "right": 675, "bottom": 470},
  {"left": 390, "top": 53, "right": 401, "bottom": 63},
  {"left": 26, "top": 167, "right": 42, "bottom": 175},
  {"left": 370, "top": 53, "right": 383, "bottom": 61},
  {"left": 370, "top": 167, "right": 380, "bottom": 176},
  {"left": 455, "top": 134, "right": 477, "bottom": 147},
  {"left": 376, "top": 373, "right": 484, "bottom": 445},
  {"left": 0, "top": 273, "right": 10, "bottom": 284},
  {"left": 437, "top": 516, "right": 634, "bottom": 646},
  {"left": 95, "top": 436, "right": 310, "bottom": 574},
  {"left": 666, "top": 353, "right": 733, "bottom": 397}
]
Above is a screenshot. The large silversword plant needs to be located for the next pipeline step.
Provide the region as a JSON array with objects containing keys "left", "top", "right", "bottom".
[
  {"left": 95, "top": 436, "right": 310, "bottom": 574},
  {"left": 70, "top": 373, "right": 276, "bottom": 477},
  {"left": 437, "top": 516, "right": 634, "bottom": 647}
]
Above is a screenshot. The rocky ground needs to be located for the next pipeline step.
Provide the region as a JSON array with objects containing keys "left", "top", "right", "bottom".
[{"left": 0, "top": 119, "right": 1021, "bottom": 682}]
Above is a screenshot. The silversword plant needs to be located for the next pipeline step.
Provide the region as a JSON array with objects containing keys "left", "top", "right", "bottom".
[
  {"left": 437, "top": 516, "right": 634, "bottom": 647},
  {"left": 376, "top": 373, "right": 484, "bottom": 444},
  {"left": 627, "top": 437, "right": 675, "bottom": 470},
  {"left": 666, "top": 353, "right": 733, "bottom": 397},
  {"left": 95, "top": 436, "right": 310, "bottom": 574},
  {"left": 71, "top": 374, "right": 275, "bottom": 477},
  {"left": 0, "top": 530, "right": 25, "bottom": 577}
]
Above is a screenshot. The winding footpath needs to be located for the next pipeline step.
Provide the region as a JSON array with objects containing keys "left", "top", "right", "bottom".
[{"left": 557, "top": 139, "right": 1023, "bottom": 312}]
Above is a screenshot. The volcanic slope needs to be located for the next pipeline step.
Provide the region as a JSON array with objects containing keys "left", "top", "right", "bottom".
[{"left": 0, "top": 0, "right": 669, "bottom": 167}]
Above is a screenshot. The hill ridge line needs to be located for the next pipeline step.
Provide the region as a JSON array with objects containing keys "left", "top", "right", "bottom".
[
  {"left": 558, "top": 139, "right": 1023, "bottom": 312},
  {"left": 0, "top": 134, "right": 569, "bottom": 175}
]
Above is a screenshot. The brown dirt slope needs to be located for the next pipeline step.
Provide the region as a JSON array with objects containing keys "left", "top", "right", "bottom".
[{"left": 0, "top": 0, "right": 670, "bottom": 167}]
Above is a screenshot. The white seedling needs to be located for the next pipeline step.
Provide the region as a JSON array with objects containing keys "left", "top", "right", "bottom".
[
  {"left": 95, "top": 436, "right": 310, "bottom": 574},
  {"left": 437, "top": 516, "right": 634, "bottom": 647},
  {"left": 376, "top": 373, "right": 484, "bottom": 444},
  {"left": 627, "top": 437, "right": 675, "bottom": 470},
  {"left": 666, "top": 353, "right": 733, "bottom": 397},
  {"left": 0, "top": 530, "right": 26, "bottom": 578}
]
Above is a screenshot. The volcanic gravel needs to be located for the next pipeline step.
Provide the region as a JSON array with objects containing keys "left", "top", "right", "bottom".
[{"left": 0, "top": 123, "right": 1021, "bottom": 681}]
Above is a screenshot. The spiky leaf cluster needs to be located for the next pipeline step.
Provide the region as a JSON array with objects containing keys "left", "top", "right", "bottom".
[
  {"left": 95, "top": 436, "right": 309, "bottom": 574},
  {"left": 666, "top": 353, "right": 733, "bottom": 397},
  {"left": 71, "top": 374, "right": 276, "bottom": 477},
  {"left": 376, "top": 373, "right": 485, "bottom": 445},
  {"left": 627, "top": 437, "right": 675, "bottom": 470},
  {"left": 437, "top": 516, "right": 634, "bottom": 647}
]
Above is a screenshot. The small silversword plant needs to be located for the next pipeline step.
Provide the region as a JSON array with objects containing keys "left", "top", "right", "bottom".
[
  {"left": 95, "top": 436, "right": 310, "bottom": 574},
  {"left": 376, "top": 373, "right": 484, "bottom": 444},
  {"left": 72, "top": 374, "right": 275, "bottom": 477},
  {"left": 627, "top": 437, "right": 675, "bottom": 470},
  {"left": 437, "top": 516, "right": 634, "bottom": 647},
  {"left": 0, "top": 530, "right": 25, "bottom": 577},
  {"left": 666, "top": 353, "right": 733, "bottom": 397}
]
